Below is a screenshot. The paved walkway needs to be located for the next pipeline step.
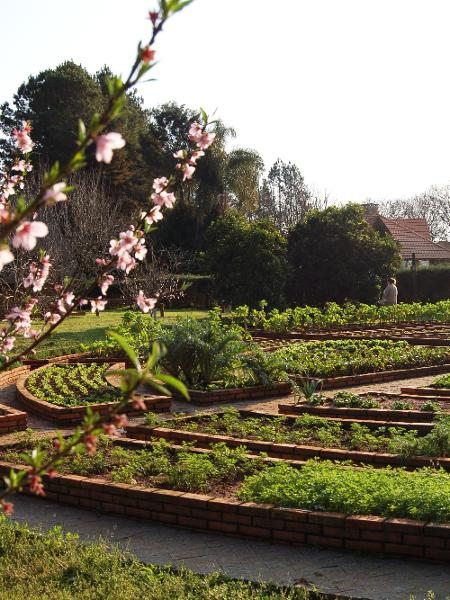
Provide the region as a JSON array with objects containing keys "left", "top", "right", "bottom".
[
  {"left": 2, "top": 373, "right": 450, "bottom": 600},
  {"left": 10, "top": 495, "right": 450, "bottom": 600}
]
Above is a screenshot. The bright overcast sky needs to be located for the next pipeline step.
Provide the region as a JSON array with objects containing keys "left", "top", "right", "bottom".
[{"left": 3, "top": 0, "right": 450, "bottom": 203}]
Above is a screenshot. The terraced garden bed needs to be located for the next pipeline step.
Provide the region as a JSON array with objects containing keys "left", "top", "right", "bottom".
[
  {"left": 17, "top": 362, "right": 170, "bottom": 423},
  {"left": 1, "top": 435, "right": 449, "bottom": 561},
  {"left": 279, "top": 391, "right": 449, "bottom": 421},
  {"left": 182, "top": 382, "right": 291, "bottom": 405},
  {"left": 125, "top": 408, "right": 450, "bottom": 468}
]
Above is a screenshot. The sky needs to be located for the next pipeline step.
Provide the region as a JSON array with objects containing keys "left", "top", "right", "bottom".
[{"left": 2, "top": 0, "right": 450, "bottom": 203}]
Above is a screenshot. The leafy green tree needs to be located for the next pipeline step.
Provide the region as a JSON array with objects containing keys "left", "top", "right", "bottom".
[
  {"left": 287, "top": 204, "right": 401, "bottom": 305},
  {"left": 205, "top": 213, "right": 287, "bottom": 306}
]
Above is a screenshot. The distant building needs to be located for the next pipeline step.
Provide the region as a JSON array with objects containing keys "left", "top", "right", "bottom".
[{"left": 363, "top": 203, "right": 450, "bottom": 267}]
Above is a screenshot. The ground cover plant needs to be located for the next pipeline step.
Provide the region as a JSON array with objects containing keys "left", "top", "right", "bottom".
[
  {"left": 271, "top": 339, "right": 450, "bottom": 378},
  {"left": 2, "top": 436, "right": 265, "bottom": 493},
  {"left": 238, "top": 459, "right": 450, "bottom": 522},
  {"left": 25, "top": 363, "right": 121, "bottom": 407},
  {"left": 431, "top": 374, "right": 450, "bottom": 389},
  {"left": 230, "top": 300, "right": 450, "bottom": 332},
  {"left": 0, "top": 520, "right": 322, "bottom": 600},
  {"left": 150, "top": 408, "right": 450, "bottom": 457},
  {"left": 3, "top": 434, "right": 450, "bottom": 524}
]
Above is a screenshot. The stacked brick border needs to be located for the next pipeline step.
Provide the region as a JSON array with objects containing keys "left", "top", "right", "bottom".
[
  {"left": 401, "top": 386, "right": 450, "bottom": 398},
  {"left": 16, "top": 362, "right": 170, "bottom": 423},
  {"left": 125, "top": 414, "right": 446, "bottom": 471},
  {"left": 0, "top": 404, "right": 27, "bottom": 434},
  {"left": 289, "top": 363, "right": 450, "bottom": 390},
  {"left": 278, "top": 402, "right": 436, "bottom": 422},
  {"left": 185, "top": 382, "right": 291, "bottom": 405},
  {"left": 0, "top": 459, "right": 448, "bottom": 562}
]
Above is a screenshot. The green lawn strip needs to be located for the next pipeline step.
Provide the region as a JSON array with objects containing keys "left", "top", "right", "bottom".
[
  {"left": 156, "top": 409, "right": 450, "bottom": 458},
  {"left": 9, "top": 308, "right": 208, "bottom": 359},
  {"left": 3, "top": 435, "right": 450, "bottom": 523},
  {"left": 0, "top": 519, "right": 321, "bottom": 600}
]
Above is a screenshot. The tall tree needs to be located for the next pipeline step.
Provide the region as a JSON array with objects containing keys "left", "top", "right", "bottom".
[
  {"left": 287, "top": 204, "right": 401, "bottom": 305},
  {"left": 257, "top": 159, "right": 313, "bottom": 232}
]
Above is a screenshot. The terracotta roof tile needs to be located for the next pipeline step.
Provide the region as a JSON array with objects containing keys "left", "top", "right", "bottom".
[{"left": 379, "top": 217, "right": 450, "bottom": 260}]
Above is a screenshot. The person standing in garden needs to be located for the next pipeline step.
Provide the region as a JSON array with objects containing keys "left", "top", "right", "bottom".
[{"left": 379, "top": 277, "right": 398, "bottom": 305}]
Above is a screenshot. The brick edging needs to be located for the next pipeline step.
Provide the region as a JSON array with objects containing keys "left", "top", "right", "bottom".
[
  {"left": 401, "top": 386, "right": 450, "bottom": 398},
  {"left": 0, "top": 460, "right": 448, "bottom": 562},
  {"left": 278, "top": 402, "right": 436, "bottom": 422},
  {"left": 0, "top": 403, "right": 27, "bottom": 434},
  {"left": 186, "top": 382, "right": 291, "bottom": 405},
  {"left": 0, "top": 365, "right": 31, "bottom": 389},
  {"left": 290, "top": 363, "right": 450, "bottom": 390},
  {"left": 16, "top": 362, "right": 171, "bottom": 422}
]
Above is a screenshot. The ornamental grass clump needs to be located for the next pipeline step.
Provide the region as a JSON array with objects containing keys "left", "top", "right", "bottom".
[{"left": 238, "top": 459, "right": 450, "bottom": 522}]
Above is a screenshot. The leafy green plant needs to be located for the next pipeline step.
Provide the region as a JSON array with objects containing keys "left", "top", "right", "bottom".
[
  {"left": 421, "top": 401, "right": 441, "bottom": 412},
  {"left": 238, "top": 459, "right": 450, "bottom": 522},
  {"left": 431, "top": 374, "right": 450, "bottom": 389},
  {"left": 392, "top": 400, "right": 414, "bottom": 410}
]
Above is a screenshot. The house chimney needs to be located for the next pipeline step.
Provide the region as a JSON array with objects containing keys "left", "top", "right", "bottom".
[{"left": 362, "top": 203, "right": 379, "bottom": 217}]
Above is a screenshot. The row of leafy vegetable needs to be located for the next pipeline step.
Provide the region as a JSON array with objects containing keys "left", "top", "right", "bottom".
[{"left": 3, "top": 434, "right": 450, "bottom": 523}]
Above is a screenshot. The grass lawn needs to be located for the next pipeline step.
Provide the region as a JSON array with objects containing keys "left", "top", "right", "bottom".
[{"left": 14, "top": 308, "right": 209, "bottom": 359}]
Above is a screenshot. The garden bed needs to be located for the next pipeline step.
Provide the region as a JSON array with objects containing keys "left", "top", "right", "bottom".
[
  {"left": 278, "top": 391, "right": 449, "bottom": 422},
  {"left": 16, "top": 362, "right": 170, "bottom": 423},
  {"left": 183, "top": 382, "right": 291, "bottom": 405},
  {"left": 125, "top": 408, "right": 449, "bottom": 468},
  {"left": 0, "top": 364, "right": 30, "bottom": 388},
  {"left": 0, "top": 436, "right": 449, "bottom": 562},
  {"left": 0, "top": 403, "right": 27, "bottom": 434}
]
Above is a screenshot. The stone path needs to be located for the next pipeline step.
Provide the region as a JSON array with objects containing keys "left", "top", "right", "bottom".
[
  {"left": 9, "top": 495, "right": 450, "bottom": 600},
  {"left": 2, "top": 372, "right": 450, "bottom": 600}
]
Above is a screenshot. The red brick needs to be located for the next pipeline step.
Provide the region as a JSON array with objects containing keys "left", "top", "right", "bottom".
[
  {"left": 307, "top": 535, "right": 343, "bottom": 548},
  {"left": 151, "top": 511, "right": 177, "bottom": 524},
  {"left": 238, "top": 525, "right": 271, "bottom": 539},
  {"left": 208, "top": 520, "right": 238, "bottom": 533},
  {"left": 273, "top": 530, "right": 306, "bottom": 543},
  {"left": 308, "top": 511, "right": 345, "bottom": 526},
  {"left": 252, "top": 516, "right": 284, "bottom": 530},
  {"left": 178, "top": 516, "right": 207, "bottom": 529},
  {"left": 384, "top": 543, "right": 424, "bottom": 558},
  {"left": 425, "top": 547, "right": 450, "bottom": 561},
  {"left": 345, "top": 515, "right": 386, "bottom": 530},
  {"left": 125, "top": 506, "right": 152, "bottom": 519},
  {"left": 345, "top": 539, "right": 383, "bottom": 553}
]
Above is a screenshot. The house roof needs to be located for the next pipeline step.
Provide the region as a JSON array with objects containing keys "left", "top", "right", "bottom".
[{"left": 379, "top": 217, "right": 450, "bottom": 261}]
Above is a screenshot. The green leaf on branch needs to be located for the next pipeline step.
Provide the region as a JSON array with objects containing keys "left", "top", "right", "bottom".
[
  {"left": 155, "top": 373, "right": 189, "bottom": 399},
  {"left": 108, "top": 332, "right": 140, "bottom": 369}
]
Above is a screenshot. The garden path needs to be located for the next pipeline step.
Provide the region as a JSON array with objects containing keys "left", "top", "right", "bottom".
[{"left": 2, "top": 373, "right": 450, "bottom": 600}]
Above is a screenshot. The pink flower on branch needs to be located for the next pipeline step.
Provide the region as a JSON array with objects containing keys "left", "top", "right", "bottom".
[
  {"left": 141, "top": 206, "right": 163, "bottom": 225},
  {"left": 100, "top": 274, "right": 114, "bottom": 295},
  {"left": 188, "top": 122, "right": 203, "bottom": 143},
  {"left": 1, "top": 337, "right": 15, "bottom": 353},
  {"left": 132, "top": 396, "right": 147, "bottom": 411},
  {"left": 12, "top": 122, "right": 34, "bottom": 154},
  {"left": 90, "top": 297, "right": 107, "bottom": 313},
  {"left": 28, "top": 474, "right": 45, "bottom": 496},
  {"left": 45, "top": 312, "right": 61, "bottom": 325},
  {"left": 136, "top": 290, "right": 157, "bottom": 313},
  {"left": 148, "top": 10, "right": 159, "bottom": 24},
  {"left": 141, "top": 46, "right": 156, "bottom": 63},
  {"left": 84, "top": 434, "right": 97, "bottom": 456},
  {"left": 0, "top": 500, "right": 14, "bottom": 517},
  {"left": 95, "top": 132, "right": 125, "bottom": 164},
  {"left": 43, "top": 182, "right": 67, "bottom": 205},
  {"left": 12, "top": 221, "right": 48, "bottom": 251},
  {"left": 0, "top": 248, "right": 14, "bottom": 271},
  {"left": 196, "top": 131, "right": 215, "bottom": 151},
  {"left": 152, "top": 177, "right": 169, "bottom": 193},
  {"left": 152, "top": 190, "right": 176, "bottom": 209},
  {"left": 114, "top": 414, "right": 128, "bottom": 428}
]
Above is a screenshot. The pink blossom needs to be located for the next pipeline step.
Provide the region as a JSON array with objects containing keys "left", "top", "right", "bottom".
[
  {"left": 152, "top": 177, "right": 169, "bottom": 193},
  {"left": 114, "top": 413, "right": 128, "bottom": 428},
  {"left": 12, "top": 221, "right": 48, "bottom": 251},
  {"left": 134, "top": 239, "right": 147, "bottom": 261},
  {"left": 95, "top": 132, "right": 126, "bottom": 164},
  {"left": 45, "top": 312, "right": 61, "bottom": 325},
  {"left": 189, "top": 150, "right": 205, "bottom": 165},
  {"left": 132, "top": 396, "right": 147, "bottom": 411},
  {"left": 43, "top": 182, "right": 67, "bottom": 204},
  {"left": 5, "top": 307, "right": 32, "bottom": 330},
  {"left": 152, "top": 190, "right": 176, "bottom": 208},
  {"left": 1, "top": 337, "right": 15, "bottom": 352},
  {"left": 141, "top": 206, "right": 163, "bottom": 225},
  {"left": 12, "top": 122, "right": 34, "bottom": 154},
  {"left": 90, "top": 297, "right": 107, "bottom": 313},
  {"left": 11, "top": 160, "right": 33, "bottom": 172},
  {"left": 23, "top": 255, "right": 51, "bottom": 292},
  {"left": 196, "top": 131, "right": 216, "bottom": 150},
  {"left": 116, "top": 251, "right": 136, "bottom": 273},
  {"left": 181, "top": 164, "right": 196, "bottom": 181},
  {"left": 23, "top": 329, "right": 38, "bottom": 339},
  {"left": 173, "top": 150, "right": 186, "bottom": 159},
  {"left": 84, "top": 433, "right": 97, "bottom": 455},
  {"left": 1, "top": 500, "right": 14, "bottom": 516},
  {"left": 136, "top": 290, "right": 157, "bottom": 313},
  {"left": 188, "top": 122, "right": 203, "bottom": 143},
  {"left": 100, "top": 274, "right": 114, "bottom": 295},
  {"left": 29, "top": 474, "right": 45, "bottom": 496},
  {"left": 0, "top": 248, "right": 14, "bottom": 271},
  {"left": 148, "top": 10, "right": 159, "bottom": 24},
  {"left": 141, "top": 47, "right": 156, "bottom": 63},
  {"left": 64, "top": 291, "right": 75, "bottom": 307},
  {"left": 102, "top": 423, "right": 116, "bottom": 435}
]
